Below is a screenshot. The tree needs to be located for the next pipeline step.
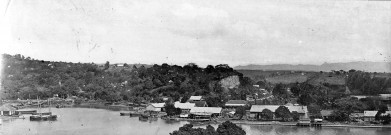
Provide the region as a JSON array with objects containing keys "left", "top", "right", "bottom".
[
  {"left": 261, "top": 109, "right": 273, "bottom": 120},
  {"left": 290, "top": 83, "right": 300, "bottom": 97},
  {"left": 308, "top": 104, "right": 322, "bottom": 119},
  {"left": 205, "top": 96, "right": 224, "bottom": 107},
  {"left": 329, "top": 110, "right": 349, "bottom": 122},
  {"left": 104, "top": 61, "right": 110, "bottom": 69},
  {"left": 291, "top": 111, "right": 300, "bottom": 121},
  {"left": 335, "top": 98, "right": 367, "bottom": 120},
  {"left": 272, "top": 83, "right": 287, "bottom": 98},
  {"left": 165, "top": 102, "right": 181, "bottom": 116},
  {"left": 204, "top": 125, "right": 217, "bottom": 135},
  {"left": 180, "top": 94, "right": 190, "bottom": 103},
  {"left": 170, "top": 121, "right": 245, "bottom": 135},
  {"left": 275, "top": 106, "right": 291, "bottom": 121},
  {"left": 216, "top": 121, "right": 246, "bottom": 135},
  {"left": 235, "top": 106, "right": 246, "bottom": 119},
  {"left": 380, "top": 114, "right": 391, "bottom": 125},
  {"left": 297, "top": 94, "right": 313, "bottom": 106},
  {"left": 375, "top": 104, "right": 389, "bottom": 120}
]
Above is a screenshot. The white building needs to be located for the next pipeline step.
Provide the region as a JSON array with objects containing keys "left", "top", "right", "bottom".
[
  {"left": 174, "top": 102, "right": 195, "bottom": 113},
  {"left": 145, "top": 103, "right": 165, "bottom": 112},
  {"left": 188, "top": 96, "right": 203, "bottom": 102}
]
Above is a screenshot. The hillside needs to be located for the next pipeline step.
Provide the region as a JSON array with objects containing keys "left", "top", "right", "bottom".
[
  {"left": 238, "top": 70, "right": 350, "bottom": 86},
  {"left": 1, "top": 54, "right": 251, "bottom": 103},
  {"left": 235, "top": 62, "right": 391, "bottom": 72}
]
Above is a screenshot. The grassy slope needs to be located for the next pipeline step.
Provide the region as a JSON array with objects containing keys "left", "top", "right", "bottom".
[{"left": 237, "top": 70, "right": 346, "bottom": 85}]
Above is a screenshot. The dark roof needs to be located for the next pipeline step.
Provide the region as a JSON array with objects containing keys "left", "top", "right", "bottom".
[{"left": 193, "top": 101, "right": 207, "bottom": 107}]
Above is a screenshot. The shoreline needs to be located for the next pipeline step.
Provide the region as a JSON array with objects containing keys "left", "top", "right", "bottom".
[
  {"left": 4, "top": 104, "right": 391, "bottom": 129},
  {"left": 230, "top": 120, "right": 391, "bottom": 128}
]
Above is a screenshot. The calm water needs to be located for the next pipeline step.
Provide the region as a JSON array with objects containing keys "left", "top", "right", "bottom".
[{"left": 1, "top": 108, "right": 391, "bottom": 135}]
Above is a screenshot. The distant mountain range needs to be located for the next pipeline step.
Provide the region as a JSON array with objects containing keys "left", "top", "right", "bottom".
[{"left": 234, "top": 62, "right": 391, "bottom": 72}]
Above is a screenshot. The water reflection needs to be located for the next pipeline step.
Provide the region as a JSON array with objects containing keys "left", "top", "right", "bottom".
[
  {"left": 275, "top": 126, "right": 298, "bottom": 134},
  {"left": 1, "top": 108, "right": 390, "bottom": 135},
  {"left": 250, "top": 125, "right": 274, "bottom": 133}
]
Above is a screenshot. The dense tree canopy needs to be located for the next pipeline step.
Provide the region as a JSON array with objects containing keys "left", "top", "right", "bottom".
[
  {"left": 170, "top": 121, "right": 245, "bottom": 135},
  {"left": 1, "top": 54, "right": 246, "bottom": 106},
  {"left": 275, "top": 106, "right": 291, "bottom": 121}
]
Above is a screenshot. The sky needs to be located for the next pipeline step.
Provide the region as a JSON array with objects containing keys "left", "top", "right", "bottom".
[{"left": 1, "top": 0, "right": 390, "bottom": 67}]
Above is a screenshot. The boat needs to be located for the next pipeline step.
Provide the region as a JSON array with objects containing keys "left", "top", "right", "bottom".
[
  {"left": 32, "top": 112, "right": 52, "bottom": 115},
  {"left": 139, "top": 114, "right": 149, "bottom": 121},
  {"left": 30, "top": 114, "right": 57, "bottom": 121},
  {"left": 120, "top": 112, "right": 131, "bottom": 116},
  {"left": 16, "top": 110, "right": 37, "bottom": 115},
  {"left": 189, "top": 119, "right": 216, "bottom": 126},
  {"left": 56, "top": 104, "right": 64, "bottom": 108},
  {"left": 161, "top": 116, "right": 180, "bottom": 121},
  {"left": 30, "top": 97, "right": 57, "bottom": 121},
  {"left": 149, "top": 114, "right": 158, "bottom": 121},
  {"left": 129, "top": 111, "right": 143, "bottom": 117},
  {"left": 138, "top": 113, "right": 159, "bottom": 121},
  {"left": 296, "top": 119, "right": 311, "bottom": 127}
]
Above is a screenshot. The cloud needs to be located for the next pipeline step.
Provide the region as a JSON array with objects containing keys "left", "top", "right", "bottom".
[{"left": 166, "top": 3, "right": 230, "bottom": 39}]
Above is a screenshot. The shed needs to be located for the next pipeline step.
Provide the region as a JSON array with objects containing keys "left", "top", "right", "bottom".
[
  {"left": 0, "top": 104, "right": 17, "bottom": 116},
  {"left": 364, "top": 111, "right": 378, "bottom": 121}
]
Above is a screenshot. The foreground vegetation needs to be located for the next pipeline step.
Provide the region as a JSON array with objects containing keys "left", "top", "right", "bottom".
[{"left": 170, "top": 121, "right": 246, "bottom": 135}]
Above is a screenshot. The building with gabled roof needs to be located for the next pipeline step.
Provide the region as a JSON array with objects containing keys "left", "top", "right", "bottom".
[
  {"left": 174, "top": 102, "right": 195, "bottom": 113},
  {"left": 191, "top": 101, "right": 208, "bottom": 107},
  {"left": 364, "top": 111, "right": 378, "bottom": 121},
  {"left": 0, "top": 104, "right": 17, "bottom": 116},
  {"left": 146, "top": 103, "right": 165, "bottom": 112},
  {"left": 188, "top": 96, "right": 203, "bottom": 102},
  {"left": 363, "top": 110, "right": 391, "bottom": 122},
  {"left": 190, "top": 107, "right": 222, "bottom": 119}
]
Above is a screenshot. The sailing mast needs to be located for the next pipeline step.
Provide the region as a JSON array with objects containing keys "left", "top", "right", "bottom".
[
  {"left": 48, "top": 98, "right": 51, "bottom": 113},
  {"left": 37, "top": 96, "right": 40, "bottom": 115}
]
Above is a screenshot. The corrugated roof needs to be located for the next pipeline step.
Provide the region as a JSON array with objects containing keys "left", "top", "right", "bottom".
[
  {"left": 363, "top": 111, "right": 391, "bottom": 117},
  {"left": 193, "top": 101, "right": 207, "bottom": 107},
  {"left": 364, "top": 111, "right": 377, "bottom": 117},
  {"left": 190, "top": 107, "right": 222, "bottom": 114},
  {"left": 189, "top": 96, "right": 202, "bottom": 100},
  {"left": 174, "top": 102, "right": 195, "bottom": 109},
  {"left": 250, "top": 105, "right": 308, "bottom": 114},
  {"left": 225, "top": 100, "right": 248, "bottom": 106},
  {"left": 150, "top": 103, "right": 165, "bottom": 108}
]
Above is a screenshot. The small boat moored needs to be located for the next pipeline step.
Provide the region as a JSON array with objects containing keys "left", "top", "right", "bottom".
[{"left": 16, "top": 110, "right": 37, "bottom": 115}]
